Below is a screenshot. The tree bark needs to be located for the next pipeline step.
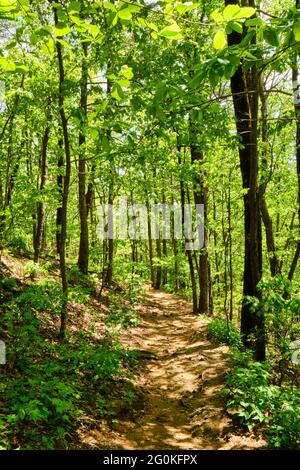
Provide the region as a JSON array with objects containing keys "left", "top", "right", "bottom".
[
  {"left": 34, "top": 105, "right": 50, "bottom": 263},
  {"left": 178, "top": 146, "right": 198, "bottom": 312},
  {"left": 289, "top": 13, "right": 300, "bottom": 280},
  {"left": 56, "top": 137, "right": 63, "bottom": 255},
  {"left": 77, "top": 42, "right": 89, "bottom": 275},
  {"left": 53, "top": 4, "right": 72, "bottom": 338},
  {"left": 190, "top": 141, "right": 210, "bottom": 314},
  {"left": 258, "top": 80, "right": 280, "bottom": 277},
  {"left": 226, "top": 0, "right": 265, "bottom": 361}
]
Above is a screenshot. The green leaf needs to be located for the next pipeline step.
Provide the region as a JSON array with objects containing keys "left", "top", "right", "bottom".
[
  {"left": 0, "top": 57, "right": 15, "bottom": 72},
  {"left": 118, "top": 8, "right": 132, "bottom": 20},
  {"left": 293, "top": 21, "right": 300, "bottom": 42},
  {"left": 230, "top": 21, "right": 243, "bottom": 34},
  {"left": 89, "top": 24, "right": 100, "bottom": 38},
  {"left": 112, "top": 83, "right": 124, "bottom": 101},
  {"left": 117, "top": 78, "right": 130, "bottom": 87},
  {"left": 263, "top": 28, "right": 280, "bottom": 47},
  {"left": 211, "top": 9, "right": 223, "bottom": 24},
  {"left": 235, "top": 7, "right": 255, "bottom": 19},
  {"left": 147, "top": 22, "right": 158, "bottom": 32},
  {"left": 103, "top": 1, "right": 116, "bottom": 11},
  {"left": 56, "top": 38, "right": 71, "bottom": 49},
  {"left": 223, "top": 5, "right": 241, "bottom": 21},
  {"left": 209, "top": 68, "right": 219, "bottom": 87},
  {"left": 0, "top": 0, "right": 18, "bottom": 12},
  {"left": 89, "top": 128, "right": 99, "bottom": 140},
  {"left": 213, "top": 30, "right": 227, "bottom": 50},
  {"left": 68, "top": 1, "right": 81, "bottom": 13},
  {"left": 176, "top": 3, "right": 200, "bottom": 15},
  {"left": 245, "top": 17, "right": 263, "bottom": 27},
  {"left": 159, "top": 22, "right": 183, "bottom": 40},
  {"left": 54, "top": 22, "right": 71, "bottom": 37},
  {"left": 123, "top": 66, "right": 134, "bottom": 79}
]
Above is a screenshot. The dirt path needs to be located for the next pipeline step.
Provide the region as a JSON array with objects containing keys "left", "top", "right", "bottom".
[{"left": 81, "top": 289, "right": 266, "bottom": 450}]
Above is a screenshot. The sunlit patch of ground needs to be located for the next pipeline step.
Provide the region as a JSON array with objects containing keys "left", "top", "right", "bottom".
[{"left": 81, "top": 289, "right": 266, "bottom": 450}]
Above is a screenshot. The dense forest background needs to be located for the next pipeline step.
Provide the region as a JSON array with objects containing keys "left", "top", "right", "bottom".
[{"left": 0, "top": 0, "right": 300, "bottom": 450}]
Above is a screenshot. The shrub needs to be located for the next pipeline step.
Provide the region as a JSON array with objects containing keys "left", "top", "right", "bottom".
[
  {"left": 207, "top": 318, "right": 242, "bottom": 348},
  {"left": 224, "top": 350, "right": 300, "bottom": 449}
]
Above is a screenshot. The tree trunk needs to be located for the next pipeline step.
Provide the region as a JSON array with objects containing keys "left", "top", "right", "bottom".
[
  {"left": 259, "top": 80, "right": 280, "bottom": 277},
  {"left": 77, "top": 42, "right": 89, "bottom": 275},
  {"left": 190, "top": 142, "right": 210, "bottom": 314},
  {"left": 145, "top": 189, "right": 155, "bottom": 287},
  {"left": 53, "top": 4, "right": 71, "bottom": 338},
  {"left": 226, "top": 0, "right": 265, "bottom": 361},
  {"left": 289, "top": 16, "right": 300, "bottom": 280},
  {"left": 34, "top": 108, "right": 50, "bottom": 263},
  {"left": 56, "top": 137, "right": 63, "bottom": 255},
  {"left": 178, "top": 146, "right": 198, "bottom": 312},
  {"left": 105, "top": 185, "right": 114, "bottom": 286}
]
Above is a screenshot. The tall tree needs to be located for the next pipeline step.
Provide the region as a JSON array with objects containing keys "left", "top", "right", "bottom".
[
  {"left": 225, "top": 0, "right": 265, "bottom": 360},
  {"left": 77, "top": 42, "right": 89, "bottom": 275}
]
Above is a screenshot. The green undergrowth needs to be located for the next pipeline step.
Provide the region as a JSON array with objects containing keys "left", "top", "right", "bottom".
[
  {"left": 0, "top": 269, "right": 141, "bottom": 450},
  {"left": 208, "top": 280, "right": 300, "bottom": 450}
]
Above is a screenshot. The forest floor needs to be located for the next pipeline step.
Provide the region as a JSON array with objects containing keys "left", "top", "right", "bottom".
[{"left": 80, "top": 289, "right": 266, "bottom": 450}]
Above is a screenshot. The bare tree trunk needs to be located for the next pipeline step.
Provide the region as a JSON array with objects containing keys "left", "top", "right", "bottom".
[
  {"left": 56, "top": 138, "right": 63, "bottom": 255},
  {"left": 171, "top": 190, "right": 179, "bottom": 290},
  {"left": 0, "top": 76, "right": 24, "bottom": 238},
  {"left": 190, "top": 141, "right": 210, "bottom": 314},
  {"left": 289, "top": 17, "right": 300, "bottom": 280},
  {"left": 105, "top": 184, "right": 114, "bottom": 286},
  {"left": 34, "top": 106, "right": 50, "bottom": 263},
  {"left": 259, "top": 80, "right": 280, "bottom": 277},
  {"left": 226, "top": 0, "right": 265, "bottom": 361},
  {"left": 77, "top": 42, "right": 89, "bottom": 275},
  {"left": 53, "top": 3, "right": 71, "bottom": 338},
  {"left": 228, "top": 182, "right": 233, "bottom": 321},
  {"left": 178, "top": 146, "right": 198, "bottom": 312}
]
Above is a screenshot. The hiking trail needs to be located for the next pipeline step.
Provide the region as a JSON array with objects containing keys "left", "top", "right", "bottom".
[{"left": 81, "top": 289, "right": 266, "bottom": 450}]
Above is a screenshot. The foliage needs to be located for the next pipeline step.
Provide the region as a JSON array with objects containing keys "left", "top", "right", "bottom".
[
  {"left": 207, "top": 318, "right": 242, "bottom": 348},
  {"left": 245, "top": 277, "right": 300, "bottom": 365},
  {"left": 106, "top": 293, "right": 140, "bottom": 329},
  {"left": 224, "top": 351, "right": 300, "bottom": 449},
  {"left": 0, "top": 282, "right": 137, "bottom": 449}
]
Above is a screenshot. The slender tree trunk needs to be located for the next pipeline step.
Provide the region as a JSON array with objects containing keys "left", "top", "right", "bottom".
[
  {"left": 226, "top": 0, "right": 265, "bottom": 361},
  {"left": 105, "top": 184, "right": 114, "bottom": 286},
  {"left": 222, "top": 188, "right": 228, "bottom": 318},
  {"left": 77, "top": 42, "right": 89, "bottom": 275},
  {"left": 162, "top": 192, "right": 168, "bottom": 286},
  {"left": 190, "top": 141, "right": 210, "bottom": 314},
  {"left": 53, "top": 4, "right": 71, "bottom": 338},
  {"left": 56, "top": 137, "right": 63, "bottom": 255},
  {"left": 145, "top": 189, "right": 155, "bottom": 287},
  {"left": 228, "top": 182, "right": 233, "bottom": 321},
  {"left": 289, "top": 18, "right": 300, "bottom": 280},
  {"left": 212, "top": 192, "right": 221, "bottom": 295},
  {"left": 171, "top": 190, "right": 179, "bottom": 290},
  {"left": 0, "top": 76, "right": 24, "bottom": 238},
  {"left": 154, "top": 237, "right": 162, "bottom": 290},
  {"left": 104, "top": 75, "right": 114, "bottom": 286},
  {"left": 259, "top": 80, "right": 280, "bottom": 277},
  {"left": 34, "top": 108, "right": 50, "bottom": 263},
  {"left": 178, "top": 146, "right": 198, "bottom": 312}
]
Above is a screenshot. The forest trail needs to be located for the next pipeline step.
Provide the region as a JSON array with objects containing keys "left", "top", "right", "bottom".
[{"left": 82, "top": 289, "right": 266, "bottom": 450}]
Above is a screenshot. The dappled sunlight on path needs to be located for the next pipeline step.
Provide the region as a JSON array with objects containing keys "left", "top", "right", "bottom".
[{"left": 81, "top": 289, "right": 266, "bottom": 450}]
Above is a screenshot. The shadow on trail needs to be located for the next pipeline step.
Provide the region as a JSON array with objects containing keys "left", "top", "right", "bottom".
[{"left": 80, "top": 289, "right": 266, "bottom": 450}]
